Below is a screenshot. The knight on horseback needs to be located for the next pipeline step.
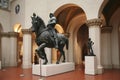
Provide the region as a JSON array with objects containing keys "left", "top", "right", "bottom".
[
  {"left": 30, "top": 13, "right": 68, "bottom": 64},
  {"left": 47, "top": 13, "right": 58, "bottom": 49}
]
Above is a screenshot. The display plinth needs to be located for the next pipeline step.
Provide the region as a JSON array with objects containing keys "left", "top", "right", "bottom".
[
  {"left": 32, "top": 62, "right": 75, "bottom": 76},
  {"left": 85, "top": 56, "right": 97, "bottom": 75}
]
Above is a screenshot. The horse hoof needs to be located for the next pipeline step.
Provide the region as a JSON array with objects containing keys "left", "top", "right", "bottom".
[
  {"left": 62, "top": 60, "right": 65, "bottom": 63},
  {"left": 43, "top": 63, "right": 47, "bottom": 65},
  {"left": 56, "top": 62, "right": 59, "bottom": 64},
  {"left": 43, "top": 62, "right": 47, "bottom": 65},
  {"left": 40, "top": 56, "right": 45, "bottom": 59}
]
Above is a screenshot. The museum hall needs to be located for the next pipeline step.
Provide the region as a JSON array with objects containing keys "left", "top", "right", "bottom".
[{"left": 0, "top": 0, "right": 120, "bottom": 80}]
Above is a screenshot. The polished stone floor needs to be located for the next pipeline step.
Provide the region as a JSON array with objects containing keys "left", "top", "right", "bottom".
[{"left": 0, "top": 65, "right": 120, "bottom": 80}]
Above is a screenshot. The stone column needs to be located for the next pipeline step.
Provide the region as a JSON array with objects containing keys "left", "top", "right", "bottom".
[
  {"left": 22, "top": 29, "right": 32, "bottom": 69},
  {"left": 9, "top": 32, "right": 18, "bottom": 66},
  {"left": 1, "top": 32, "right": 9, "bottom": 67},
  {"left": 101, "top": 26, "right": 112, "bottom": 68},
  {"left": 52, "top": 48, "right": 57, "bottom": 63},
  {"left": 86, "top": 18, "right": 103, "bottom": 74},
  {"left": 0, "top": 32, "right": 1, "bottom": 68}
]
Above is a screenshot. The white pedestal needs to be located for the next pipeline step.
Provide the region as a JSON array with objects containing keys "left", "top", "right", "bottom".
[
  {"left": 32, "top": 62, "right": 75, "bottom": 76},
  {"left": 0, "top": 61, "right": 1, "bottom": 69},
  {"left": 85, "top": 56, "right": 97, "bottom": 75}
]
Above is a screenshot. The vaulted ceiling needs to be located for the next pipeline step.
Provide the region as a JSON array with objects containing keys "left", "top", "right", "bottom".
[
  {"left": 56, "top": 6, "right": 85, "bottom": 32},
  {"left": 102, "top": 0, "right": 120, "bottom": 25}
]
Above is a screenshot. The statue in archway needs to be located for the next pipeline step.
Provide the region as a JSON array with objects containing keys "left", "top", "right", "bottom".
[
  {"left": 30, "top": 13, "right": 68, "bottom": 65},
  {"left": 88, "top": 38, "right": 95, "bottom": 56}
]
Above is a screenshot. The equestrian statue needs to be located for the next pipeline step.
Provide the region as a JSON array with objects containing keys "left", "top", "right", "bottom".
[{"left": 30, "top": 13, "right": 68, "bottom": 65}]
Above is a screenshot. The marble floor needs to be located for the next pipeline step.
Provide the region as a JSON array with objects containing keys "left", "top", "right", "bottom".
[{"left": 0, "top": 65, "right": 120, "bottom": 80}]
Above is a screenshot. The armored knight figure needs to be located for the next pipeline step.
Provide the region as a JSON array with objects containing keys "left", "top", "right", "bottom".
[
  {"left": 31, "top": 13, "right": 37, "bottom": 24},
  {"left": 47, "top": 13, "right": 58, "bottom": 49}
]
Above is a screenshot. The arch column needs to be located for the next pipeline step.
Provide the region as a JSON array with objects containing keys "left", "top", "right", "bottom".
[
  {"left": 52, "top": 48, "right": 57, "bottom": 63},
  {"left": 1, "top": 32, "right": 19, "bottom": 67},
  {"left": 101, "top": 26, "right": 113, "bottom": 69},
  {"left": 86, "top": 18, "right": 103, "bottom": 74},
  {"left": 22, "top": 29, "right": 32, "bottom": 69},
  {"left": 9, "top": 32, "right": 19, "bottom": 66},
  {"left": 1, "top": 32, "right": 9, "bottom": 67}
]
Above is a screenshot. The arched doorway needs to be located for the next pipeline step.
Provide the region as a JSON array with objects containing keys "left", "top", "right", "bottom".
[
  {"left": 54, "top": 4, "right": 87, "bottom": 65},
  {"left": 99, "top": 0, "right": 120, "bottom": 69},
  {"left": 13, "top": 24, "right": 23, "bottom": 66},
  {"left": 77, "top": 24, "right": 88, "bottom": 63}
]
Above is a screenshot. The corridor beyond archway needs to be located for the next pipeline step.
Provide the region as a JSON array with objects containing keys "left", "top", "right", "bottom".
[{"left": 54, "top": 4, "right": 87, "bottom": 65}]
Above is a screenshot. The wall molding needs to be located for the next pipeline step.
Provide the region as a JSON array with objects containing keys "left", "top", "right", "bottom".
[
  {"left": 0, "top": 32, "right": 18, "bottom": 37},
  {"left": 101, "top": 26, "right": 113, "bottom": 33},
  {"left": 22, "top": 29, "right": 32, "bottom": 34}
]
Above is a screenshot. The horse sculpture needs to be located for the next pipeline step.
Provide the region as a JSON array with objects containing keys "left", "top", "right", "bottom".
[{"left": 30, "top": 13, "right": 68, "bottom": 64}]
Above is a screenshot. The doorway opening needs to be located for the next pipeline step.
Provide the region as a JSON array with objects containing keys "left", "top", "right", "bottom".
[
  {"left": 13, "top": 24, "right": 23, "bottom": 66},
  {"left": 53, "top": 3, "right": 87, "bottom": 67}
]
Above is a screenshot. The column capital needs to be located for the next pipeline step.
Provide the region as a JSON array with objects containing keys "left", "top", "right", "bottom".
[
  {"left": 9, "top": 32, "right": 19, "bottom": 37},
  {"left": 86, "top": 18, "right": 102, "bottom": 27},
  {"left": 0, "top": 32, "right": 19, "bottom": 37},
  {"left": 0, "top": 32, "right": 9, "bottom": 37},
  {"left": 101, "top": 26, "right": 113, "bottom": 33},
  {"left": 22, "top": 29, "right": 32, "bottom": 34}
]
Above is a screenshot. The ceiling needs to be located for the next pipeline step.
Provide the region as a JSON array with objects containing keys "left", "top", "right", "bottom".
[
  {"left": 56, "top": 0, "right": 120, "bottom": 30},
  {"left": 102, "top": 0, "right": 120, "bottom": 25},
  {"left": 56, "top": 6, "right": 85, "bottom": 32}
]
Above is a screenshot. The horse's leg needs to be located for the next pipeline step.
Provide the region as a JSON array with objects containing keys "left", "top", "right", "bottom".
[
  {"left": 36, "top": 43, "right": 46, "bottom": 59},
  {"left": 36, "top": 43, "right": 48, "bottom": 64},
  {"left": 56, "top": 47, "right": 65, "bottom": 64},
  {"left": 56, "top": 52, "right": 62, "bottom": 64},
  {"left": 62, "top": 50, "right": 65, "bottom": 63},
  {"left": 36, "top": 50, "right": 44, "bottom": 59},
  {"left": 41, "top": 49, "right": 48, "bottom": 65}
]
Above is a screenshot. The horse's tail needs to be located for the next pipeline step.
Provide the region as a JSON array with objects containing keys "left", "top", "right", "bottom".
[{"left": 66, "top": 39, "right": 68, "bottom": 50}]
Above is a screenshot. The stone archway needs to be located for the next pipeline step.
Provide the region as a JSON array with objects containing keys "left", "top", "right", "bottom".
[
  {"left": 99, "top": 0, "right": 120, "bottom": 69},
  {"left": 13, "top": 23, "right": 22, "bottom": 66},
  {"left": 54, "top": 4, "right": 87, "bottom": 65}
]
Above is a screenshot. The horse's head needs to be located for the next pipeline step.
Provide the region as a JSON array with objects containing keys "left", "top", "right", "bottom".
[
  {"left": 30, "top": 13, "right": 46, "bottom": 33},
  {"left": 30, "top": 13, "right": 39, "bottom": 32}
]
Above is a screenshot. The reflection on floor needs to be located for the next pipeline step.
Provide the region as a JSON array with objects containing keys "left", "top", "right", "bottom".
[{"left": 0, "top": 65, "right": 120, "bottom": 80}]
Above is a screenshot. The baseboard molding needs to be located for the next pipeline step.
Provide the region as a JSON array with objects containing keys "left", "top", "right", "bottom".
[
  {"left": 113, "top": 65, "right": 120, "bottom": 69},
  {"left": 103, "top": 64, "right": 120, "bottom": 69},
  {"left": 103, "top": 64, "right": 113, "bottom": 69}
]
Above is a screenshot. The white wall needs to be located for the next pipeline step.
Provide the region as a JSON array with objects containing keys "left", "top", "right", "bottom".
[
  {"left": 23, "top": 0, "right": 104, "bottom": 27},
  {"left": 101, "top": 32, "right": 112, "bottom": 68},
  {"left": 47, "top": 0, "right": 103, "bottom": 19},
  {"left": 10, "top": 0, "right": 104, "bottom": 31},
  {"left": 101, "top": 8, "right": 120, "bottom": 69},
  {"left": 110, "top": 8, "right": 120, "bottom": 68},
  {"left": 10, "top": 0, "right": 25, "bottom": 29},
  {"left": 0, "top": 10, "right": 10, "bottom": 32},
  {"left": 1, "top": 37, "right": 10, "bottom": 67},
  {"left": 0, "top": 9, "right": 11, "bottom": 67},
  {"left": 25, "top": 0, "right": 48, "bottom": 28}
]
